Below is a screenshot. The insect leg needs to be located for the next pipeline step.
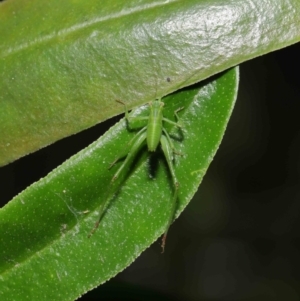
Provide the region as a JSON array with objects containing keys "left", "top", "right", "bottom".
[
  {"left": 111, "top": 129, "right": 147, "bottom": 182},
  {"left": 162, "top": 118, "right": 180, "bottom": 128},
  {"left": 109, "top": 127, "right": 147, "bottom": 169},
  {"left": 163, "top": 107, "right": 184, "bottom": 128},
  {"left": 160, "top": 135, "right": 180, "bottom": 252},
  {"left": 116, "top": 99, "right": 148, "bottom": 129},
  {"left": 116, "top": 99, "right": 130, "bottom": 121},
  {"left": 89, "top": 130, "right": 147, "bottom": 237},
  {"left": 162, "top": 128, "right": 183, "bottom": 157},
  {"left": 174, "top": 107, "right": 184, "bottom": 121}
]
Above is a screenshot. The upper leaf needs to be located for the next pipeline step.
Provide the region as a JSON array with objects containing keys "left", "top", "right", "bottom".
[{"left": 0, "top": 0, "right": 299, "bottom": 165}]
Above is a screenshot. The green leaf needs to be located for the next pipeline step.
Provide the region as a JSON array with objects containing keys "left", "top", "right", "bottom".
[
  {"left": 0, "top": 67, "right": 239, "bottom": 300},
  {"left": 0, "top": 0, "right": 299, "bottom": 165}
]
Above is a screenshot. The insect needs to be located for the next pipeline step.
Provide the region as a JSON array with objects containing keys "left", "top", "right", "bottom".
[{"left": 89, "top": 96, "right": 184, "bottom": 252}]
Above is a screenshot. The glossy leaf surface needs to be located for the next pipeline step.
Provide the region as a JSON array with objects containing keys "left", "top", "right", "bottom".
[{"left": 0, "top": 0, "right": 299, "bottom": 165}]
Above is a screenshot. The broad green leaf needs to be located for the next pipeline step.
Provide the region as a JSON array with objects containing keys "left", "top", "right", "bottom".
[
  {"left": 0, "top": 0, "right": 299, "bottom": 165},
  {"left": 0, "top": 68, "right": 239, "bottom": 300}
]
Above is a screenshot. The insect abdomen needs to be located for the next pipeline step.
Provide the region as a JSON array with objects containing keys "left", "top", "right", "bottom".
[
  {"left": 147, "top": 101, "right": 163, "bottom": 151},
  {"left": 147, "top": 121, "right": 162, "bottom": 151}
]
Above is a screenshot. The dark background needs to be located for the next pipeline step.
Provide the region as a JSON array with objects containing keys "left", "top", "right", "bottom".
[{"left": 1, "top": 42, "right": 300, "bottom": 300}]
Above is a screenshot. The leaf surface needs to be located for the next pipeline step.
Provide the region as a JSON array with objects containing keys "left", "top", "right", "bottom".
[
  {"left": 0, "top": 67, "right": 239, "bottom": 301},
  {"left": 0, "top": 0, "right": 299, "bottom": 165}
]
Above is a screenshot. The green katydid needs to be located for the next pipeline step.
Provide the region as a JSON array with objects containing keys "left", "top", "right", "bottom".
[{"left": 89, "top": 97, "right": 184, "bottom": 252}]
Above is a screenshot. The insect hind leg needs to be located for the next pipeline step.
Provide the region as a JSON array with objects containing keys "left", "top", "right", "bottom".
[
  {"left": 162, "top": 128, "right": 184, "bottom": 157},
  {"left": 89, "top": 130, "right": 147, "bottom": 238},
  {"left": 160, "top": 135, "right": 180, "bottom": 253},
  {"left": 109, "top": 127, "right": 147, "bottom": 169}
]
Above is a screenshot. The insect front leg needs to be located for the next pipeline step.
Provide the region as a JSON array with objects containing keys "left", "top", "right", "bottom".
[
  {"left": 89, "top": 130, "right": 147, "bottom": 238},
  {"left": 116, "top": 99, "right": 148, "bottom": 129},
  {"left": 116, "top": 99, "right": 130, "bottom": 121},
  {"left": 174, "top": 106, "right": 184, "bottom": 127},
  {"left": 162, "top": 106, "right": 184, "bottom": 128},
  {"left": 160, "top": 135, "right": 180, "bottom": 253}
]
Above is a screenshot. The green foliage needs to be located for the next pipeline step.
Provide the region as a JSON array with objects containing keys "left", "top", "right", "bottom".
[
  {"left": 0, "top": 68, "right": 238, "bottom": 300},
  {"left": 1, "top": 0, "right": 299, "bottom": 165},
  {"left": 0, "top": 0, "right": 300, "bottom": 300}
]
